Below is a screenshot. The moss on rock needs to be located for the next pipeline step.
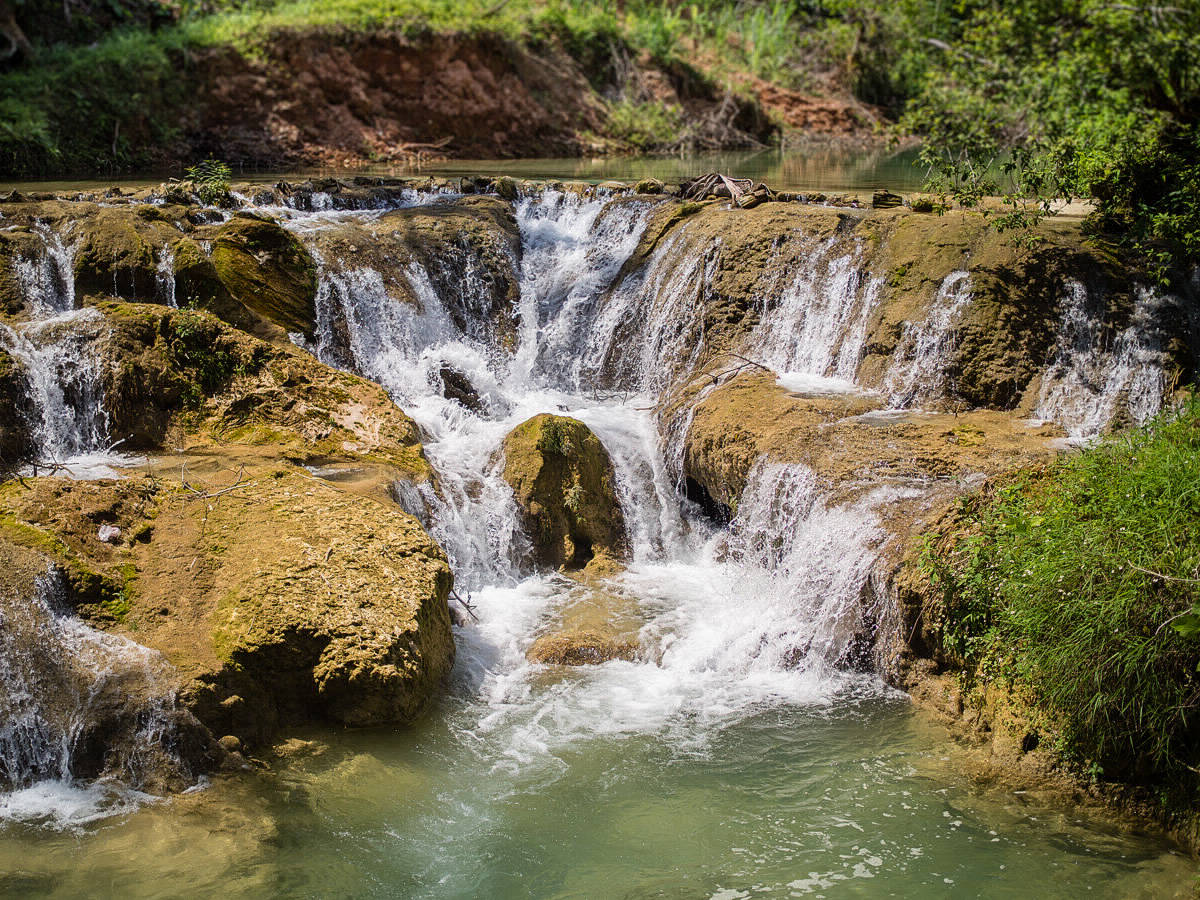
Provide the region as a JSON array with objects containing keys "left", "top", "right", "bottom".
[
  {"left": 210, "top": 213, "right": 318, "bottom": 340},
  {"left": 0, "top": 469, "right": 455, "bottom": 748},
  {"left": 501, "top": 414, "right": 626, "bottom": 571}
]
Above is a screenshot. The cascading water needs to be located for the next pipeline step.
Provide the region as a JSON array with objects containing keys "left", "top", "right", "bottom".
[
  {"left": 0, "top": 570, "right": 195, "bottom": 828},
  {"left": 0, "top": 226, "right": 126, "bottom": 475},
  {"left": 1036, "top": 279, "right": 1176, "bottom": 440},
  {"left": 885, "top": 270, "right": 972, "bottom": 407},
  {"left": 0, "top": 188, "right": 1191, "bottom": 893},
  {"left": 751, "top": 236, "right": 881, "bottom": 389},
  {"left": 282, "top": 186, "right": 913, "bottom": 763}
]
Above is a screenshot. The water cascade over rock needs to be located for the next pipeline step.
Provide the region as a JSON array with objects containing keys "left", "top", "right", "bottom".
[
  {"left": 0, "top": 567, "right": 210, "bottom": 827},
  {"left": 0, "top": 180, "right": 1195, "bottom": 826}
]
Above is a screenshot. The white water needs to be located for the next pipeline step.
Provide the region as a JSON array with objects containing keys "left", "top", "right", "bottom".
[
  {"left": 751, "top": 237, "right": 882, "bottom": 383},
  {"left": 285, "top": 188, "right": 912, "bottom": 774},
  {"left": 1036, "top": 279, "right": 1176, "bottom": 441},
  {"left": 1, "top": 225, "right": 132, "bottom": 475},
  {"left": 0, "top": 571, "right": 185, "bottom": 828},
  {"left": 886, "top": 270, "right": 972, "bottom": 406}
]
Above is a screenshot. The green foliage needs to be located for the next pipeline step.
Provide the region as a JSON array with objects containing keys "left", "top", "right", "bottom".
[
  {"left": 536, "top": 418, "right": 575, "bottom": 457},
  {"left": 900, "top": 1, "right": 1200, "bottom": 279},
  {"left": 922, "top": 397, "right": 1200, "bottom": 797},
  {"left": 604, "top": 98, "right": 683, "bottom": 151},
  {"left": 164, "top": 312, "right": 243, "bottom": 401},
  {"left": 185, "top": 157, "right": 233, "bottom": 205}
]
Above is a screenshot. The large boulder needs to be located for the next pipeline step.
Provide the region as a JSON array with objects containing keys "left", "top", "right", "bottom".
[
  {"left": 0, "top": 468, "right": 454, "bottom": 748},
  {"left": 501, "top": 414, "right": 626, "bottom": 571},
  {"left": 97, "top": 302, "right": 429, "bottom": 479},
  {"left": 210, "top": 213, "right": 318, "bottom": 340}
]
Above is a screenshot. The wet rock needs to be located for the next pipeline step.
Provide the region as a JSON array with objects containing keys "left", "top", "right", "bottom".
[
  {"left": 0, "top": 347, "right": 35, "bottom": 468},
  {"left": 872, "top": 190, "right": 903, "bottom": 209},
  {"left": 633, "top": 178, "right": 665, "bottom": 195},
  {"left": 526, "top": 630, "right": 639, "bottom": 665},
  {"left": 99, "top": 303, "right": 430, "bottom": 477},
  {"left": 73, "top": 207, "right": 177, "bottom": 302},
  {"left": 438, "top": 365, "right": 484, "bottom": 414},
  {"left": 210, "top": 213, "right": 318, "bottom": 340},
  {"left": 501, "top": 414, "right": 626, "bottom": 570}
]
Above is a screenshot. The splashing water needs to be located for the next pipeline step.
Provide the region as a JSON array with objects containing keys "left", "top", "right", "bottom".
[
  {"left": 751, "top": 237, "right": 881, "bottom": 382},
  {"left": 1035, "top": 280, "right": 1175, "bottom": 441},
  {"left": 0, "top": 308, "right": 111, "bottom": 467},
  {"left": 885, "top": 270, "right": 972, "bottom": 407},
  {"left": 12, "top": 223, "right": 77, "bottom": 315},
  {"left": 0, "top": 570, "right": 194, "bottom": 828}
]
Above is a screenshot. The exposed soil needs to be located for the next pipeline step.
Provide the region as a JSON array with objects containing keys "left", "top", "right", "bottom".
[{"left": 183, "top": 29, "right": 783, "bottom": 171}]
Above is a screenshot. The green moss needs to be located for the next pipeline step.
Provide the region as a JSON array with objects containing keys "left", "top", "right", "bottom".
[{"left": 211, "top": 215, "right": 318, "bottom": 338}]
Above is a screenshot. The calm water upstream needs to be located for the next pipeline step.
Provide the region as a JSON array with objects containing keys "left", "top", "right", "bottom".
[
  {"left": 0, "top": 175, "right": 1192, "bottom": 898},
  {"left": 0, "top": 147, "right": 928, "bottom": 195}
]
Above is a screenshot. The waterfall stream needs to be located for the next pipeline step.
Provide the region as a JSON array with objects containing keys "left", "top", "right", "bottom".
[
  {"left": 0, "top": 570, "right": 194, "bottom": 828},
  {"left": 0, "top": 187, "right": 1192, "bottom": 893}
]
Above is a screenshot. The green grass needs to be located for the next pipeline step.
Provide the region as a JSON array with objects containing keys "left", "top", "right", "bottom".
[
  {"left": 921, "top": 397, "right": 1200, "bottom": 800},
  {"left": 0, "top": 0, "right": 873, "bottom": 177}
]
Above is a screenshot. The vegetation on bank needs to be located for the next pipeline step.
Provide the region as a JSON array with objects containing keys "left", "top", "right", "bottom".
[
  {"left": 921, "top": 398, "right": 1200, "bottom": 806},
  {"left": 1, "top": 1, "right": 1197, "bottom": 273}
]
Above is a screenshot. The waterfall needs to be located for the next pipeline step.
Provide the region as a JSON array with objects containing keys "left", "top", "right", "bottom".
[
  {"left": 0, "top": 570, "right": 196, "bottom": 828},
  {"left": 751, "top": 237, "right": 881, "bottom": 385},
  {"left": 1035, "top": 280, "right": 1175, "bottom": 440},
  {"left": 0, "top": 308, "right": 110, "bottom": 465},
  {"left": 13, "top": 222, "right": 77, "bottom": 314},
  {"left": 885, "top": 270, "right": 972, "bottom": 407},
  {"left": 155, "top": 244, "right": 177, "bottom": 308}
]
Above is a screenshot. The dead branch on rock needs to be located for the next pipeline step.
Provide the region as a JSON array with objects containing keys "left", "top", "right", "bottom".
[{"left": 178, "top": 463, "right": 254, "bottom": 501}]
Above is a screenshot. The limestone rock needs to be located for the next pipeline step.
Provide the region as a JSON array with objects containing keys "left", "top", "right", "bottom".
[
  {"left": 526, "top": 630, "right": 638, "bottom": 665},
  {"left": 501, "top": 414, "right": 626, "bottom": 570},
  {"left": 210, "top": 213, "right": 318, "bottom": 340},
  {"left": 0, "top": 470, "right": 455, "bottom": 746}
]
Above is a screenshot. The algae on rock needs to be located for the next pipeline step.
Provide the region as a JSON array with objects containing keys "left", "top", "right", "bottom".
[
  {"left": 501, "top": 414, "right": 626, "bottom": 571},
  {"left": 210, "top": 213, "right": 318, "bottom": 340}
]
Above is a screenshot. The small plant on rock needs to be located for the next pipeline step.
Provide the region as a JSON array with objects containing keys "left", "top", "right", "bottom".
[{"left": 184, "top": 157, "right": 233, "bottom": 206}]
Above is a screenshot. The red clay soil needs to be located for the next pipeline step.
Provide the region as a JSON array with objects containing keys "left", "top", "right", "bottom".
[
  {"left": 185, "top": 28, "right": 784, "bottom": 170},
  {"left": 752, "top": 79, "right": 880, "bottom": 137},
  {"left": 190, "top": 30, "right": 607, "bottom": 167}
]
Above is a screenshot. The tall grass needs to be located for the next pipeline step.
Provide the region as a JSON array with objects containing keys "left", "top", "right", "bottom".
[{"left": 922, "top": 397, "right": 1200, "bottom": 800}]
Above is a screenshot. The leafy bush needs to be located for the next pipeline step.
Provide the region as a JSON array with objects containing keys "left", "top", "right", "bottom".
[
  {"left": 922, "top": 397, "right": 1200, "bottom": 797},
  {"left": 185, "top": 157, "right": 233, "bottom": 205}
]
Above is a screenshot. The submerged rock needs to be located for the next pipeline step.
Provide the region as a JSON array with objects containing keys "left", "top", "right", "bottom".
[{"left": 501, "top": 414, "right": 626, "bottom": 571}]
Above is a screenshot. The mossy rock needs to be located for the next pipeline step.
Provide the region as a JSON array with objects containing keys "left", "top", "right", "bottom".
[
  {"left": 526, "top": 630, "right": 638, "bottom": 665},
  {"left": 0, "top": 348, "right": 35, "bottom": 468},
  {"left": 73, "top": 207, "right": 175, "bottom": 302},
  {"left": 211, "top": 213, "right": 318, "bottom": 340},
  {"left": 171, "top": 237, "right": 258, "bottom": 332},
  {"left": 501, "top": 414, "right": 626, "bottom": 570},
  {"left": 97, "top": 302, "right": 430, "bottom": 480}
]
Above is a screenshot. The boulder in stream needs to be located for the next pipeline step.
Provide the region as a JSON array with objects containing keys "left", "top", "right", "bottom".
[{"left": 501, "top": 414, "right": 626, "bottom": 571}]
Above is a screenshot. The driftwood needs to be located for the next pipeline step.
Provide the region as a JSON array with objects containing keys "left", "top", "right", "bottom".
[{"left": 681, "top": 173, "right": 755, "bottom": 202}]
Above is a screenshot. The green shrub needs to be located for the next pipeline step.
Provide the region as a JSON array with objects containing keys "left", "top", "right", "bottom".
[
  {"left": 185, "top": 157, "right": 233, "bottom": 205},
  {"left": 922, "top": 397, "right": 1200, "bottom": 798}
]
